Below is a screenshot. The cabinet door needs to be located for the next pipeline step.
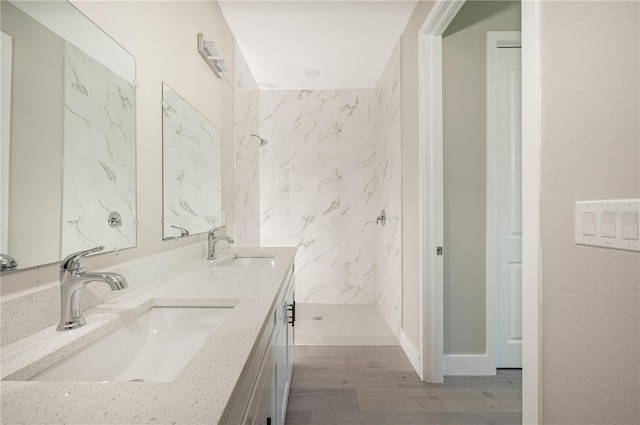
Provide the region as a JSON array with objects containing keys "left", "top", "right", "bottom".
[
  {"left": 285, "top": 277, "right": 295, "bottom": 385},
  {"left": 257, "top": 350, "right": 276, "bottom": 425},
  {"left": 276, "top": 284, "right": 292, "bottom": 425},
  {"left": 281, "top": 271, "right": 295, "bottom": 423},
  {"left": 257, "top": 264, "right": 296, "bottom": 425},
  {"left": 275, "top": 328, "right": 285, "bottom": 425}
]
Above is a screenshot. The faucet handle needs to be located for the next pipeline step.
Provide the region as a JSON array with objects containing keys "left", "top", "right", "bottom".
[
  {"left": 209, "top": 225, "right": 226, "bottom": 237},
  {"left": 170, "top": 225, "right": 190, "bottom": 237},
  {"left": 60, "top": 246, "right": 104, "bottom": 272}
]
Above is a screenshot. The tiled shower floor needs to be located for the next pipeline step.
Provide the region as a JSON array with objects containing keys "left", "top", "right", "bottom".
[{"left": 294, "top": 303, "right": 398, "bottom": 346}]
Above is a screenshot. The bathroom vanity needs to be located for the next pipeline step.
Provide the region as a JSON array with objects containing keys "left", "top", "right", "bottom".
[{"left": 1, "top": 247, "right": 296, "bottom": 425}]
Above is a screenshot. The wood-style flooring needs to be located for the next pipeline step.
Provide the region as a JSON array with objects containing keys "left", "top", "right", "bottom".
[{"left": 285, "top": 346, "right": 521, "bottom": 425}]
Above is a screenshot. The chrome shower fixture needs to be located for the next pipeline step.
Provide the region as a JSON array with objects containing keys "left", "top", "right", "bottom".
[{"left": 251, "top": 134, "right": 268, "bottom": 146}]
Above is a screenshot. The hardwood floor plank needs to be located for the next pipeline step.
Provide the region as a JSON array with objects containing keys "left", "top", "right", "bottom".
[
  {"left": 286, "top": 388, "right": 359, "bottom": 412},
  {"left": 356, "top": 388, "right": 522, "bottom": 413},
  {"left": 391, "top": 371, "right": 522, "bottom": 390},
  {"left": 301, "top": 345, "right": 408, "bottom": 358},
  {"left": 308, "top": 410, "right": 522, "bottom": 425},
  {"left": 286, "top": 346, "right": 522, "bottom": 425},
  {"left": 283, "top": 409, "right": 312, "bottom": 425},
  {"left": 291, "top": 367, "right": 396, "bottom": 389}
]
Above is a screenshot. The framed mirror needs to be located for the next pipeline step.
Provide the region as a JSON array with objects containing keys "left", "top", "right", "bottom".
[
  {"left": 162, "top": 83, "right": 222, "bottom": 239},
  {"left": 0, "top": 0, "right": 136, "bottom": 271}
]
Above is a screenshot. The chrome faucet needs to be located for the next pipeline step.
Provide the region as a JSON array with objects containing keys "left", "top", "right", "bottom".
[
  {"left": 0, "top": 253, "right": 18, "bottom": 272},
  {"left": 208, "top": 226, "right": 234, "bottom": 260},
  {"left": 57, "top": 246, "right": 128, "bottom": 331},
  {"left": 170, "top": 225, "right": 190, "bottom": 238}
]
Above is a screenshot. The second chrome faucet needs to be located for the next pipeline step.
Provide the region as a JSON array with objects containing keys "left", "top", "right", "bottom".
[
  {"left": 57, "top": 246, "right": 128, "bottom": 331},
  {"left": 208, "top": 226, "right": 234, "bottom": 260}
]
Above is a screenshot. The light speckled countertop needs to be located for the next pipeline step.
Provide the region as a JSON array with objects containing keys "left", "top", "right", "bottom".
[{"left": 1, "top": 247, "right": 296, "bottom": 425}]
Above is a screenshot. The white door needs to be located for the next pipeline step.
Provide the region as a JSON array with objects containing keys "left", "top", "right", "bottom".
[{"left": 488, "top": 32, "right": 522, "bottom": 368}]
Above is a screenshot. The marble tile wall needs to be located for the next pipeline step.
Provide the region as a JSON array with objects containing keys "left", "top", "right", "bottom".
[
  {"left": 259, "top": 90, "right": 378, "bottom": 304},
  {"left": 162, "top": 84, "right": 222, "bottom": 238},
  {"left": 234, "top": 43, "right": 261, "bottom": 246},
  {"left": 61, "top": 41, "right": 136, "bottom": 257},
  {"left": 374, "top": 42, "right": 402, "bottom": 336}
]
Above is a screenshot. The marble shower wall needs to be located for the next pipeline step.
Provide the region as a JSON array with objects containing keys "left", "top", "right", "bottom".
[
  {"left": 233, "top": 43, "right": 261, "bottom": 246},
  {"left": 61, "top": 41, "right": 136, "bottom": 256},
  {"left": 374, "top": 42, "right": 402, "bottom": 336},
  {"left": 260, "top": 90, "right": 378, "bottom": 304},
  {"left": 162, "top": 84, "right": 222, "bottom": 238}
]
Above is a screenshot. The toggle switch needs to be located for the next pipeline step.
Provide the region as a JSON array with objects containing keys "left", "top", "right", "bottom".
[
  {"left": 582, "top": 212, "right": 596, "bottom": 236},
  {"left": 621, "top": 211, "right": 639, "bottom": 240},
  {"left": 601, "top": 212, "right": 616, "bottom": 238}
]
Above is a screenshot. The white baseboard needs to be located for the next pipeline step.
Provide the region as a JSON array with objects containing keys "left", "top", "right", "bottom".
[
  {"left": 400, "top": 331, "right": 422, "bottom": 379},
  {"left": 444, "top": 354, "right": 496, "bottom": 376}
]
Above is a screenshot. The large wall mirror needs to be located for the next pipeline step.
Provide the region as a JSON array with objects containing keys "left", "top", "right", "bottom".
[
  {"left": 0, "top": 0, "right": 136, "bottom": 271},
  {"left": 162, "top": 83, "right": 222, "bottom": 239}
]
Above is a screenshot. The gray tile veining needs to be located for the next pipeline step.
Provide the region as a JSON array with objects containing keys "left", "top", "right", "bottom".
[
  {"left": 62, "top": 41, "right": 136, "bottom": 255},
  {"left": 259, "top": 41, "right": 403, "bottom": 330},
  {"left": 234, "top": 42, "right": 261, "bottom": 247},
  {"left": 162, "top": 84, "right": 222, "bottom": 237}
]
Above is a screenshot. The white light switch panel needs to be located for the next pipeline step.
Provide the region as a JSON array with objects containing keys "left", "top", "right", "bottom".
[{"left": 575, "top": 199, "right": 640, "bottom": 252}]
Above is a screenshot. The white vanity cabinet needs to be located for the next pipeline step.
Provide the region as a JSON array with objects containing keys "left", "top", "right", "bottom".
[
  {"left": 275, "top": 266, "right": 295, "bottom": 425},
  {"left": 225, "top": 264, "right": 295, "bottom": 425}
]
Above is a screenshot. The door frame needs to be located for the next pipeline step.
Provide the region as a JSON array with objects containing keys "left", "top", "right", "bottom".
[
  {"left": 1, "top": 31, "right": 13, "bottom": 252},
  {"left": 417, "top": 1, "right": 541, "bottom": 423}
]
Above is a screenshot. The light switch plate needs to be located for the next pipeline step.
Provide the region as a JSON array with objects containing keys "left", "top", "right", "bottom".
[
  {"left": 575, "top": 199, "right": 640, "bottom": 252},
  {"left": 621, "top": 211, "right": 639, "bottom": 240}
]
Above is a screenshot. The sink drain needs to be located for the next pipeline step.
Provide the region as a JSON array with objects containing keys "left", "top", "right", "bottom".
[{"left": 128, "top": 378, "right": 144, "bottom": 382}]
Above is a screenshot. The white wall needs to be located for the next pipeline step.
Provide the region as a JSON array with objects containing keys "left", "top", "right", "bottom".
[
  {"left": 1, "top": 1, "right": 236, "bottom": 294},
  {"left": 1, "top": 2, "right": 63, "bottom": 272},
  {"left": 540, "top": 1, "right": 639, "bottom": 422},
  {"left": 400, "top": 0, "right": 639, "bottom": 420},
  {"left": 400, "top": 0, "right": 436, "bottom": 349},
  {"left": 442, "top": 0, "right": 520, "bottom": 355}
]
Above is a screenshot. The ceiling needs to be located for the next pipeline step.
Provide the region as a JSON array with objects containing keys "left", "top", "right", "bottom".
[{"left": 218, "top": 1, "right": 418, "bottom": 90}]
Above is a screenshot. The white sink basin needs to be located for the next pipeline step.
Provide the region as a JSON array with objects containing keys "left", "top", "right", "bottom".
[
  {"left": 30, "top": 306, "right": 232, "bottom": 382},
  {"left": 214, "top": 256, "right": 276, "bottom": 267}
]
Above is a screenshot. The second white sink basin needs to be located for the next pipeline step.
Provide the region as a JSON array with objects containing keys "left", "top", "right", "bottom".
[
  {"left": 214, "top": 255, "right": 276, "bottom": 267},
  {"left": 30, "top": 306, "right": 232, "bottom": 382}
]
